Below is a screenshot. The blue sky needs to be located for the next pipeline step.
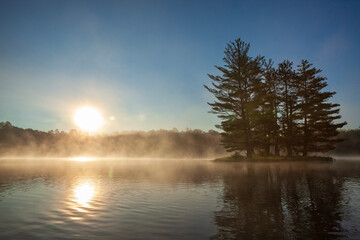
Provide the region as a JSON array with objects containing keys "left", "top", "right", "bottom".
[{"left": 0, "top": 0, "right": 359, "bottom": 132}]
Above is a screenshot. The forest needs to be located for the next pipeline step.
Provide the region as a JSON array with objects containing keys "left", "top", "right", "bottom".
[{"left": 0, "top": 121, "right": 358, "bottom": 158}]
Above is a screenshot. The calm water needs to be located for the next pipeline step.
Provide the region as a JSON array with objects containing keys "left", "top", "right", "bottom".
[{"left": 0, "top": 158, "right": 359, "bottom": 239}]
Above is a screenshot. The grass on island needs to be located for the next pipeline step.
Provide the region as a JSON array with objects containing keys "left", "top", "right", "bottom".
[{"left": 214, "top": 152, "right": 334, "bottom": 162}]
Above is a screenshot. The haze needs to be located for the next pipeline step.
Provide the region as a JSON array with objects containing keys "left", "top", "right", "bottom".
[{"left": 0, "top": 0, "right": 359, "bottom": 133}]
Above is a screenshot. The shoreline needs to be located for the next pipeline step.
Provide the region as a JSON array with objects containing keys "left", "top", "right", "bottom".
[{"left": 214, "top": 155, "right": 335, "bottom": 163}]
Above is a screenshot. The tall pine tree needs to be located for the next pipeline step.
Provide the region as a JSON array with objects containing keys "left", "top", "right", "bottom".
[
  {"left": 260, "top": 59, "right": 281, "bottom": 156},
  {"left": 296, "top": 60, "right": 346, "bottom": 155},
  {"left": 204, "top": 39, "right": 263, "bottom": 158},
  {"left": 277, "top": 60, "right": 301, "bottom": 157}
]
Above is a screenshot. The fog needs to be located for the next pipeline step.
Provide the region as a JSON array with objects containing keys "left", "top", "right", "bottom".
[
  {"left": 0, "top": 122, "right": 359, "bottom": 159},
  {"left": 0, "top": 122, "right": 226, "bottom": 159}
]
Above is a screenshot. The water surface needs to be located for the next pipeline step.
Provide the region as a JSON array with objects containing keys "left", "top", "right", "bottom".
[{"left": 0, "top": 158, "right": 359, "bottom": 239}]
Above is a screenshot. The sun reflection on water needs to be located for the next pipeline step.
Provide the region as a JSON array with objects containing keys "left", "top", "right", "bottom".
[{"left": 73, "top": 181, "right": 95, "bottom": 208}]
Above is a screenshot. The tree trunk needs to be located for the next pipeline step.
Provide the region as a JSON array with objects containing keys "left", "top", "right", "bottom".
[
  {"left": 287, "top": 145, "right": 292, "bottom": 157},
  {"left": 265, "top": 143, "right": 270, "bottom": 157},
  {"left": 274, "top": 143, "right": 280, "bottom": 157},
  {"left": 303, "top": 114, "right": 308, "bottom": 156},
  {"left": 246, "top": 147, "right": 252, "bottom": 159},
  {"left": 245, "top": 130, "right": 253, "bottom": 159}
]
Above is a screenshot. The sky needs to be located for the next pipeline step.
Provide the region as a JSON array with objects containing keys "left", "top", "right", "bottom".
[{"left": 0, "top": 0, "right": 359, "bottom": 132}]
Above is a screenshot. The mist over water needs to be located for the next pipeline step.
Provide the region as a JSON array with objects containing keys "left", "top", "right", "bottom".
[
  {"left": 0, "top": 123, "right": 227, "bottom": 159},
  {"left": 0, "top": 158, "right": 359, "bottom": 239}
]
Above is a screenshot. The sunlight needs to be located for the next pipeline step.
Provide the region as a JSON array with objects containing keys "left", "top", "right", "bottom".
[
  {"left": 73, "top": 181, "right": 95, "bottom": 208},
  {"left": 71, "top": 156, "right": 95, "bottom": 162},
  {"left": 74, "top": 106, "right": 104, "bottom": 132}
]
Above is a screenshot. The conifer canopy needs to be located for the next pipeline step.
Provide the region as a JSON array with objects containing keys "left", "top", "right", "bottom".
[{"left": 205, "top": 38, "right": 346, "bottom": 158}]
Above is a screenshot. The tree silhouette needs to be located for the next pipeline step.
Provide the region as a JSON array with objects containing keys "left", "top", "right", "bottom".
[
  {"left": 296, "top": 60, "right": 347, "bottom": 155},
  {"left": 257, "top": 59, "right": 281, "bottom": 156},
  {"left": 205, "top": 38, "right": 346, "bottom": 158},
  {"left": 204, "top": 38, "right": 264, "bottom": 158},
  {"left": 277, "top": 60, "right": 301, "bottom": 157}
]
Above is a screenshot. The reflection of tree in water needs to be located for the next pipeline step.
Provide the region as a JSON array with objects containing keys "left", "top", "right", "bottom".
[{"left": 212, "top": 163, "right": 345, "bottom": 239}]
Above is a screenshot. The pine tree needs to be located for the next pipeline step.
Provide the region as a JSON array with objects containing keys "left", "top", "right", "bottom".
[
  {"left": 277, "top": 60, "right": 300, "bottom": 157},
  {"left": 296, "top": 60, "right": 346, "bottom": 155},
  {"left": 260, "top": 59, "right": 281, "bottom": 156},
  {"left": 204, "top": 39, "right": 263, "bottom": 158},
  {"left": 206, "top": 38, "right": 346, "bottom": 159}
]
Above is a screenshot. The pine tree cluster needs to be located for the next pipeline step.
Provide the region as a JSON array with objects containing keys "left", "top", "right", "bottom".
[{"left": 205, "top": 38, "right": 346, "bottom": 158}]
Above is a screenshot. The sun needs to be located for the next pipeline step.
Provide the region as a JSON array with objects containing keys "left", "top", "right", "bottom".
[{"left": 74, "top": 106, "right": 104, "bottom": 132}]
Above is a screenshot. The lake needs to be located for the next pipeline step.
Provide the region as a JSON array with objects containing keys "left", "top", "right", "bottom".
[{"left": 0, "top": 158, "right": 359, "bottom": 239}]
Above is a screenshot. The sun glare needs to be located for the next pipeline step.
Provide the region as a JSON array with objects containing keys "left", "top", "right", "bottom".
[
  {"left": 71, "top": 156, "right": 94, "bottom": 162},
  {"left": 74, "top": 106, "right": 104, "bottom": 132},
  {"left": 73, "top": 182, "right": 95, "bottom": 207}
]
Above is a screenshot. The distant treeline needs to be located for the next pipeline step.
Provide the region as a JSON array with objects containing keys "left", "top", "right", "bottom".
[
  {"left": 333, "top": 129, "right": 360, "bottom": 156},
  {"left": 0, "top": 121, "right": 358, "bottom": 158},
  {"left": 0, "top": 122, "right": 226, "bottom": 158}
]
